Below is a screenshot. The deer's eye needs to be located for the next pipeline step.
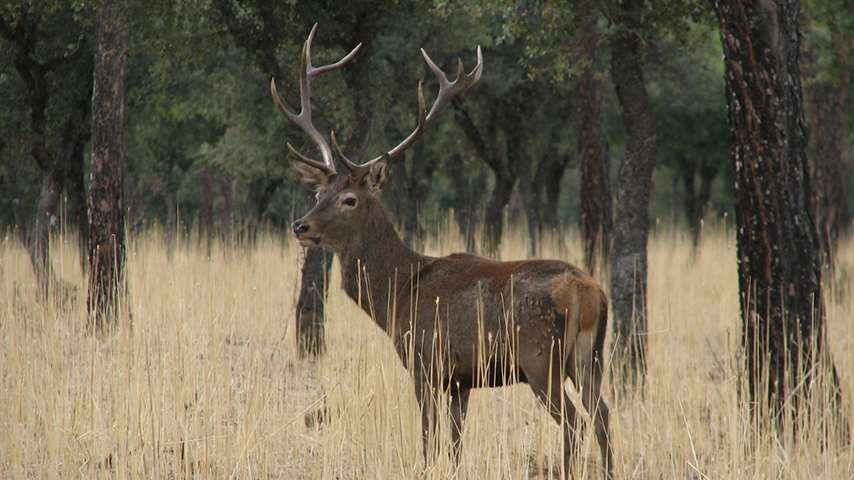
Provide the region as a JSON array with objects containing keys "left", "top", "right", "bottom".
[{"left": 342, "top": 197, "right": 357, "bottom": 207}]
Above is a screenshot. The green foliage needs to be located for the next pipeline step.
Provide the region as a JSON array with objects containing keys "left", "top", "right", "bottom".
[
  {"left": 0, "top": 0, "right": 93, "bottom": 233},
  {"left": 803, "top": 0, "right": 854, "bottom": 85},
  {"left": 2, "top": 0, "right": 852, "bottom": 238},
  {"left": 647, "top": 21, "right": 731, "bottom": 216}
]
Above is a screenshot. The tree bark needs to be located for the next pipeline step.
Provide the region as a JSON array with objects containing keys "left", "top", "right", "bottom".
[
  {"left": 62, "top": 119, "right": 91, "bottom": 273},
  {"left": 245, "top": 177, "right": 279, "bottom": 244},
  {"left": 713, "top": 0, "right": 841, "bottom": 423},
  {"left": 198, "top": 166, "right": 214, "bottom": 257},
  {"left": 17, "top": 37, "right": 56, "bottom": 300},
  {"left": 483, "top": 174, "right": 516, "bottom": 258},
  {"left": 25, "top": 70, "right": 89, "bottom": 300},
  {"left": 448, "top": 152, "right": 485, "bottom": 253},
  {"left": 390, "top": 141, "right": 433, "bottom": 249},
  {"left": 539, "top": 149, "right": 570, "bottom": 235},
  {"left": 506, "top": 106, "right": 541, "bottom": 257},
  {"left": 681, "top": 160, "right": 718, "bottom": 248},
  {"left": 2, "top": 6, "right": 91, "bottom": 298},
  {"left": 31, "top": 172, "right": 60, "bottom": 300},
  {"left": 295, "top": 247, "right": 334, "bottom": 356},
  {"left": 221, "top": 171, "right": 235, "bottom": 248},
  {"left": 87, "top": 2, "right": 128, "bottom": 329},
  {"left": 453, "top": 99, "right": 515, "bottom": 258},
  {"left": 577, "top": 22, "right": 612, "bottom": 274},
  {"left": 609, "top": 24, "right": 659, "bottom": 383},
  {"left": 165, "top": 191, "right": 178, "bottom": 257}
]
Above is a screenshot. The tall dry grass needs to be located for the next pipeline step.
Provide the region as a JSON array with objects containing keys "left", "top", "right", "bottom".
[{"left": 1, "top": 222, "right": 852, "bottom": 479}]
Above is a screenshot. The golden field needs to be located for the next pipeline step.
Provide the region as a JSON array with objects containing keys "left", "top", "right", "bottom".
[{"left": 1, "top": 221, "right": 852, "bottom": 479}]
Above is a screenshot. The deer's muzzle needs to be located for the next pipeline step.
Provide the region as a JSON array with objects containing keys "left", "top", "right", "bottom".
[{"left": 292, "top": 219, "right": 320, "bottom": 247}]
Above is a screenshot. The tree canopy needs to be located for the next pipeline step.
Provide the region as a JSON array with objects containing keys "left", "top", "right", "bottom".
[{"left": 0, "top": 0, "right": 850, "bottom": 258}]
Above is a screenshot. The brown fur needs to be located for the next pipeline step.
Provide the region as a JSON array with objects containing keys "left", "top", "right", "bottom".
[
  {"left": 279, "top": 31, "right": 612, "bottom": 477},
  {"left": 551, "top": 271, "right": 606, "bottom": 332},
  {"left": 291, "top": 180, "right": 614, "bottom": 479}
]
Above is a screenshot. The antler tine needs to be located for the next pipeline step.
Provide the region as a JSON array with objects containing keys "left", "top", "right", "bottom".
[
  {"left": 330, "top": 131, "right": 362, "bottom": 173},
  {"left": 271, "top": 78, "right": 332, "bottom": 175},
  {"left": 270, "top": 24, "right": 362, "bottom": 176},
  {"left": 286, "top": 142, "right": 336, "bottom": 173},
  {"left": 356, "top": 46, "right": 482, "bottom": 168}
]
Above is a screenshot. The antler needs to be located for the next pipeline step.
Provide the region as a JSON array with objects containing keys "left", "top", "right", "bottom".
[
  {"left": 333, "top": 46, "right": 484, "bottom": 174},
  {"left": 270, "top": 24, "right": 362, "bottom": 176}
]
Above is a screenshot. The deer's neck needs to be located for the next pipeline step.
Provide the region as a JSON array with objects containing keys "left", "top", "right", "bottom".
[{"left": 337, "top": 202, "right": 426, "bottom": 333}]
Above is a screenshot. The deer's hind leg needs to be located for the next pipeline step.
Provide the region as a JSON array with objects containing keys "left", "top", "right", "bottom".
[
  {"left": 573, "top": 329, "right": 614, "bottom": 479},
  {"left": 521, "top": 345, "right": 579, "bottom": 476}
]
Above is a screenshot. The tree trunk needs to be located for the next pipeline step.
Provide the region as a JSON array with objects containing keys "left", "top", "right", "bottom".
[
  {"left": 391, "top": 159, "right": 419, "bottom": 248},
  {"left": 681, "top": 162, "right": 698, "bottom": 237},
  {"left": 453, "top": 99, "right": 515, "bottom": 258},
  {"left": 483, "top": 174, "right": 515, "bottom": 258},
  {"left": 518, "top": 175, "right": 540, "bottom": 256},
  {"left": 3, "top": 161, "right": 29, "bottom": 245},
  {"left": 679, "top": 158, "right": 718, "bottom": 249},
  {"left": 713, "top": 0, "right": 842, "bottom": 424},
  {"left": 87, "top": 2, "right": 128, "bottom": 329},
  {"left": 3, "top": 6, "right": 91, "bottom": 295},
  {"left": 448, "top": 153, "right": 485, "bottom": 253},
  {"left": 609, "top": 23, "right": 659, "bottom": 383},
  {"left": 506, "top": 107, "right": 540, "bottom": 257},
  {"left": 198, "top": 166, "right": 214, "bottom": 257},
  {"left": 245, "top": 177, "right": 279, "bottom": 244},
  {"left": 30, "top": 96, "right": 89, "bottom": 300},
  {"left": 340, "top": 29, "right": 375, "bottom": 162},
  {"left": 221, "top": 172, "right": 235, "bottom": 248},
  {"left": 54, "top": 93, "right": 92, "bottom": 273},
  {"left": 31, "top": 172, "right": 60, "bottom": 300},
  {"left": 20, "top": 48, "right": 56, "bottom": 300},
  {"left": 165, "top": 191, "right": 177, "bottom": 257},
  {"left": 698, "top": 165, "right": 716, "bottom": 218},
  {"left": 577, "top": 22, "right": 612, "bottom": 274},
  {"left": 64, "top": 127, "right": 90, "bottom": 273},
  {"left": 295, "top": 247, "right": 334, "bottom": 356},
  {"left": 390, "top": 136, "right": 433, "bottom": 249},
  {"left": 539, "top": 150, "right": 570, "bottom": 234}
]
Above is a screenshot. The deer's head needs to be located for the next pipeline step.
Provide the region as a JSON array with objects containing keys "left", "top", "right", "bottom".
[
  {"left": 286, "top": 153, "right": 391, "bottom": 252},
  {"left": 272, "top": 24, "right": 482, "bottom": 252}
]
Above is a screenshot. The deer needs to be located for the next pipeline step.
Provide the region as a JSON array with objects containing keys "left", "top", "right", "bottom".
[{"left": 272, "top": 24, "right": 614, "bottom": 479}]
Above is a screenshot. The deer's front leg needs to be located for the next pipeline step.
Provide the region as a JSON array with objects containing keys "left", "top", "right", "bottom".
[{"left": 449, "top": 384, "right": 471, "bottom": 463}]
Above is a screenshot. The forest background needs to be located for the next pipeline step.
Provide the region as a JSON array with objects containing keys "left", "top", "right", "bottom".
[
  {"left": 4, "top": 0, "right": 849, "bottom": 256},
  {"left": 3, "top": 0, "right": 854, "bottom": 478}
]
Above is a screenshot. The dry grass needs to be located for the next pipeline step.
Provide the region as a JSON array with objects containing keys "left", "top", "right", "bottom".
[{"left": 1, "top": 222, "right": 852, "bottom": 479}]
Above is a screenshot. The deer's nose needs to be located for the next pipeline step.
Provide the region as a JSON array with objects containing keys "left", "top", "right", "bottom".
[{"left": 292, "top": 220, "right": 310, "bottom": 236}]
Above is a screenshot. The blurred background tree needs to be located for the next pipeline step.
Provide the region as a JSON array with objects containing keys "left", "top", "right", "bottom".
[
  {"left": 0, "top": 0, "right": 851, "bottom": 411},
  {"left": 1, "top": 0, "right": 92, "bottom": 299}
]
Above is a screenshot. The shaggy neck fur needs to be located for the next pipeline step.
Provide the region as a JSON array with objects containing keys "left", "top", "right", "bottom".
[{"left": 337, "top": 197, "right": 427, "bottom": 333}]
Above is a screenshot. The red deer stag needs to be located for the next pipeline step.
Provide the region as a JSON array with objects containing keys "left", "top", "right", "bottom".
[{"left": 272, "top": 24, "right": 614, "bottom": 479}]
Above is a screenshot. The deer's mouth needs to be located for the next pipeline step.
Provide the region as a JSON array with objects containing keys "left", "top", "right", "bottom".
[{"left": 295, "top": 235, "right": 321, "bottom": 247}]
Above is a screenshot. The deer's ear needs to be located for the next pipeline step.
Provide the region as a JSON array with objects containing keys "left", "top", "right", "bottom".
[
  {"left": 288, "top": 156, "right": 331, "bottom": 192},
  {"left": 364, "top": 154, "right": 390, "bottom": 195}
]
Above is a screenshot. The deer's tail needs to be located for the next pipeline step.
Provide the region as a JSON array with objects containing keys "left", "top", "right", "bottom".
[{"left": 551, "top": 271, "right": 608, "bottom": 372}]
